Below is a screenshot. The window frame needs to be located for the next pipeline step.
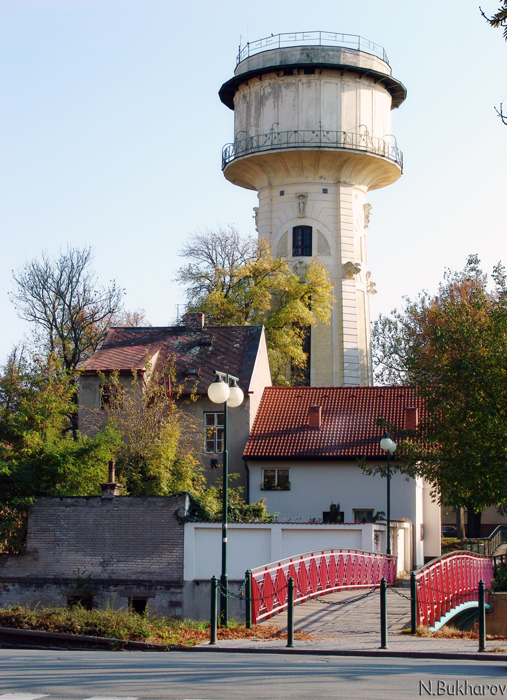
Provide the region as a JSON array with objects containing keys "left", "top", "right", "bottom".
[
  {"left": 261, "top": 468, "right": 290, "bottom": 491},
  {"left": 292, "top": 226, "right": 312, "bottom": 257},
  {"left": 203, "top": 411, "right": 225, "bottom": 453}
]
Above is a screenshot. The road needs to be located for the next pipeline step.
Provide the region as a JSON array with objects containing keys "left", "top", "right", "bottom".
[{"left": 0, "top": 649, "right": 507, "bottom": 700}]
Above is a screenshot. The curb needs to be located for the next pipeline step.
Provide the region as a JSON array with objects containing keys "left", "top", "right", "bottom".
[
  {"left": 187, "top": 644, "right": 507, "bottom": 662},
  {"left": 0, "top": 626, "right": 170, "bottom": 651}
]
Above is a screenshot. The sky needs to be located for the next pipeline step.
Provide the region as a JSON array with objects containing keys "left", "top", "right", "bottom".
[{"left": 0, "top": 0, "right": 506, "bottom": 363}]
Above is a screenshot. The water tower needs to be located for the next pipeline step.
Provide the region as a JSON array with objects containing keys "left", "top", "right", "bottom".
[{"left": 219, "top": 32, "right": 406, "bottom": 386}]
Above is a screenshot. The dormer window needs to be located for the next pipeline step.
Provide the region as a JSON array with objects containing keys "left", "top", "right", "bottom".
[{"left": 293, "top": 226, "right": 312, "bottom": 256}]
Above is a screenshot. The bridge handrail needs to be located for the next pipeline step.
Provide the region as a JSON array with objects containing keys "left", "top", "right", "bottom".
[
  {"left": 414, "top": 551, "right": 493, "bottom": 628},
  {"left": 463, "top": 524, "right": 507, "bottom": 556},
  {"left": 250, "top": 548, "right": 396, "bottom": 623}
]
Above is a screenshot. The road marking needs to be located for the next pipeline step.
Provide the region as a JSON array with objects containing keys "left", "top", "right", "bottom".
[{"left": 84, "top": 697, "right": 138, "bottom": 700}]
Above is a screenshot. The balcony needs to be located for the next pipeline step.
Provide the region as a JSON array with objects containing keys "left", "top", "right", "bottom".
[{"left": 222, "top": 129, "right": 403, "bottom": 171}]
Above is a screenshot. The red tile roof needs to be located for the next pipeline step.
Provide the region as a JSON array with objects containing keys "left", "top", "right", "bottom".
[
  {"left": 243, "top": 386, "right": 425, "bottom": 460},
  {"left": 82, "top": 325, "right": 266, "bottom": 394}
]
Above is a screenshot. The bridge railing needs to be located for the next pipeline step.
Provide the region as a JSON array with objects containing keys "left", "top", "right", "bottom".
[
  {"left": 414, "top": 551, "right": 493, "bottom": 628},
  {"left": 250, "top": 549, "right": 396, "bottom": 624},
  {"left": 463, "top": 524, "right": 507, "bottom": 557}
]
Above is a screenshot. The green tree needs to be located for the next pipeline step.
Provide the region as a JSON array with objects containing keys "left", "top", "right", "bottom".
[
  {"left": 95, "top": 367, "right": 205, "bottom": 497},
  {"left": 0, "top": 350, "right": 121, "bottom": 551},
  {"left": 177, "top": 227, "right": 333, "bottom": 385},
  {"left": 371, "top": 255, "right": 507, "bottom": 536}
]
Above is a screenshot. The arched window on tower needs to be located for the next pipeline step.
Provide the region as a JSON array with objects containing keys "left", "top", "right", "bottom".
[{"left": 292, "top": 226, "right": 312, "bottom": 257}]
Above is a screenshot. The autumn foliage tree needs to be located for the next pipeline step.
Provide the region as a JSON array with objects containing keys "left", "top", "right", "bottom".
[
  {"left": 372, "top": 256, "right": 507, "bottom": 536},
  {"left": 177, "top": 227, "right": 333, "bottom": 385}
]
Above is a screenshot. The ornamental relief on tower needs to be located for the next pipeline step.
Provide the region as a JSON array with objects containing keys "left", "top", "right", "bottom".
[
  {"left": 317, "top": 231, "right": 331, "bottom": 256},
  {"left": 343, "top": 261, "right": 362, "bottom": 279},
  {"left": 276, "top": 231, "right": 288, "bottom": 258},
  {"left": 295, "top": 193, "right": 309, "bottom": 217},
  {"left": 366, "top": 271, "right": 377, "bottom": 295}
]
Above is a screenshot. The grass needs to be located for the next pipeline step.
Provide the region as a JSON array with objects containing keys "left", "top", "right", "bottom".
[
  {"left": 441, "top": 538, "right": 465, "bottom": 555},
  {"left": 0, "top": 605, "right": 310, "bottom": 648}
]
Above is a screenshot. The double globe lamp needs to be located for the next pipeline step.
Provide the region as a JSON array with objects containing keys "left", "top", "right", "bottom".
[{"left": 207, "top": 372, "right": 244, "bottom": 626}]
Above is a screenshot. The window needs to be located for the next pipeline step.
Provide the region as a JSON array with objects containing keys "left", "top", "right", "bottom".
[
  {"left": 354, "top": 509, "right": 374, "bottom": 524},
  {"left": 204, "top": 412, "right": 224, "bottom": 453},
  {"left": 292, "top": 226, "right": 312, "bottom": 256},
  {"left": 100, "top": 383, "right": 123, "bottom": 411},
  {"left": 261, "top": 468, "right": 290, "bottom": 491}
]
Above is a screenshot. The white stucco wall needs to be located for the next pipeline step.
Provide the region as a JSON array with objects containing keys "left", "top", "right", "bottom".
[
  {"left": 184, "top": 522, "right": 387, "bottom": 581},
  {"left": 247, "top": 461, "right": 436, "bottom": 567}
]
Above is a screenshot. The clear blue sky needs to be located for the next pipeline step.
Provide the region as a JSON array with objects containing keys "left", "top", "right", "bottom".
[{"left": 1, "top": 0, "right": 506, "bottom": 362}]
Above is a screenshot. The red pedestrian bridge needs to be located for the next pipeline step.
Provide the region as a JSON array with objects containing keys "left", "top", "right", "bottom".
[
  {"left": 414, "top": 551, "right": 493, "bottom": 631},
  {"left": 248, "top": 549, "right": 494, "bottom": 630},
  {"left": 249, "top": 549, "right": 396, "bottom": 624}
]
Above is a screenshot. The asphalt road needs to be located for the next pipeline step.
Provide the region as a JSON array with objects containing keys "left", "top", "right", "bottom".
[{"left": 1, "top": 650, "right": 507, "bottom": 700}]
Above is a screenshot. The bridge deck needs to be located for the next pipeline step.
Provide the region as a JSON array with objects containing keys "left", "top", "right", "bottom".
[{"left": 260, "top": 586, "right": 411, "bottom": 637}]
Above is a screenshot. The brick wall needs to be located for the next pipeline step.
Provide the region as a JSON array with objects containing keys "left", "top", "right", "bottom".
[{"left": 0, "top": 494, "right": 189, "bottom": 616}]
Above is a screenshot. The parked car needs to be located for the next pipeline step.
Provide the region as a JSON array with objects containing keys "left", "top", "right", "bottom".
[{"left": 441, "top": 525, "right": 458, "bottom": 537}]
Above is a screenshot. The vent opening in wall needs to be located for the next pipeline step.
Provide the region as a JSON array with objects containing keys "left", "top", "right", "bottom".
[
  {"left": 292, "top": 226, "right": 312, "bottom": 257},
  {"left": 129, "top": 597, "right": 148, "bottom": 615}
]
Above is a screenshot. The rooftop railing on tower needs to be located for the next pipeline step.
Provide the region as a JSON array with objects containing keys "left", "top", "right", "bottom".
[{"left": 237, "top": 31, "right": 389, "bottom": 66}]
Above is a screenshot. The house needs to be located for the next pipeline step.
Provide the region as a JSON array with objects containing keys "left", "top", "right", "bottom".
[
  {"left": 79, "top": 312, "right": 272, "bottom": 490},
  {"left": 243, "top": 386, "right": 441, "bottom": 567}
]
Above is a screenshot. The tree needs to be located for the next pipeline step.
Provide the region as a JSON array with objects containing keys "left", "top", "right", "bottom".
[
  {"left": 0, "top": 349, "right": 121, "bottom": 551},
  {"left": 480, "top": 2, "right": 507, "bottom": 122},
  {"left": 95, "top": 366, "right": 205, "bottom": 497},
  {"left": 371, "top": 256, "right": 507, "bottom": 536},
  {"left": 177, "top": 227, "right": 334, "bottom": 385},
  {"left": 10, "top": 246, "right": 124, "bottom": 374},
  {"left": 481, "top": 2, "right": 507, "bottom": 39}
]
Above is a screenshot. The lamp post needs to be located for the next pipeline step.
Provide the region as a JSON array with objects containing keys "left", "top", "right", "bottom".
[
  {"left": 207, "top": 370, "right": 244, "bottom": 626},
  {"left": 379, "top": 431, "right": 396, "bottom": 556}
]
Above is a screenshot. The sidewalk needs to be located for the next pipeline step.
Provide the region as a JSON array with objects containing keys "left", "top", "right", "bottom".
[{"left": 194, "top": 588, "right": 507, "bottom": 661}]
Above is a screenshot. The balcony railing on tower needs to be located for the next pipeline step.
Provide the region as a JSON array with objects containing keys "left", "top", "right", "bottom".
[{"left": 222, "top": 128, "right": 403, "bottom": 171}]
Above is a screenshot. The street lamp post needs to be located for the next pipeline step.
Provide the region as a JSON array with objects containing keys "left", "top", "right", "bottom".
[
  {"left": 379, "top": 431, "right": 396, "bottom": 556},
  {"left": 207, "top": 371, "right": 244, "bottom": 627}
]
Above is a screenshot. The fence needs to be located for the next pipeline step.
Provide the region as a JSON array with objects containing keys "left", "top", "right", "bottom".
[
  {"left": 249, "top": 548, "right": 396, "bottom": 624},
  {"left": 414, "top": 551, "right": 493, "bottom": 628}
]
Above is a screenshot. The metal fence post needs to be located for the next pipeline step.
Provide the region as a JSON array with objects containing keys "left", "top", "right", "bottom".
[
  {"left": 287, "top": 577, "right": 295, "bottom": 648},
  {"left": 410, "top": 571, "right": 417, "bottom": 634},
  {"left": 245, "top": 570, "right": 252, "bottom": 630},
  {"left": 210, "top": 576, "right": 218, "bottom": 645},
  {"left": 478, "top": 580, "right": 486, "bottom": 653},
  {"left": 380, "top": 577, "right": 388, "bottom": 649}
]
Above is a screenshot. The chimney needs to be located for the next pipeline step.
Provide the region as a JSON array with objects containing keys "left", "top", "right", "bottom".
[
  {"left": 101, "top": 459, "right": 122, "bottom": 499},
  {"left": 184, "top": 312, "right": 205, "bottom": 331},
  {"left": 308, "top": 405, "right": 322, "bottom": 429},
  {"left": 404, "top": 406, "right": 419, "bottom": 431}
]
